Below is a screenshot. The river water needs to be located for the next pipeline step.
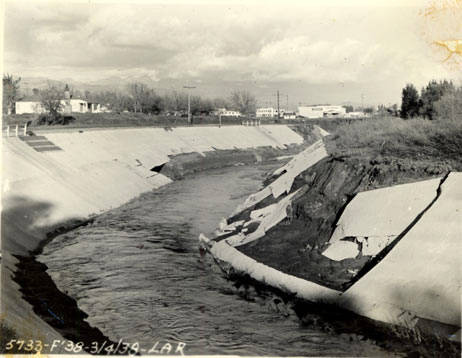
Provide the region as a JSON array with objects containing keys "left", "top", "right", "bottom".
[{"left": 39, "top": 163, "right": 388, "bottom": 356}]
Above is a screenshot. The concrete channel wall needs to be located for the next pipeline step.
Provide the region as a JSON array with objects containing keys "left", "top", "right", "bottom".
[{"left": 1, "top": 124, "right": 304, "bottom": 346}]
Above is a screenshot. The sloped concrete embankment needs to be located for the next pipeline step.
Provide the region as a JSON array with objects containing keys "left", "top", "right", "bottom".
[
  {"left": 200, "top": 138, "right": 461, "bottom": 349},
  {"left": 1, "top": 125, "right": 305, "bottom": 349}
]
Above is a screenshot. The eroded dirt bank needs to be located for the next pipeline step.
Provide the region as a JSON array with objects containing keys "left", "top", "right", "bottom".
[{"left": 235, "top": 155, "right": 452, "bottom": 290}]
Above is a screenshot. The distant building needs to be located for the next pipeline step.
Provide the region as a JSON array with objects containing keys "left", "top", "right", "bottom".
[
  {"left": 283, "top": 111, "right": 296, "bottom": 119},
  {"left": 256, "top": 107, "right": 285, "bottom": 118},
  {"left": 15, "top": 87, "right": 110, "bottom": 115},
  {"left": 297, "top": 105, "right": 346, "bottom": 119},
  {"left": 215, "top": 108, "right": 241, "bottom": 117},
  {"left": 345, "top": 111, "right": 365, "bottom": 118},
  {"left": 15, "top": 101, "right": 46, "bottom": 114}
]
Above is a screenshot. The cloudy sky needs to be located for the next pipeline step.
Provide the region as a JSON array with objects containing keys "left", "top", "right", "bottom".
[{"left": 3, "top": 0, "right": 461, "bottom": 107}]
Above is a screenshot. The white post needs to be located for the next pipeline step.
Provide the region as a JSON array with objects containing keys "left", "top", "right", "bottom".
[
  {"left": 15, "top": 124, "right": 19, "bottom": 137},
  {"left": 183, "top": 85, "right": 196, "bottom": 125},
  {"left": 6, "top": 126, "right": 10, "bottom": 137},
  {"left": 187, "top": 92, "right": 191, "bottom": 125},
  {"left": 23, "top": 122, "right": 28, "bottom": 136}
]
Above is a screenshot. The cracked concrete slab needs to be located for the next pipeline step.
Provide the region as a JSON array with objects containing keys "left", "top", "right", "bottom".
[
  {"left": 341, "top": 172, "right": 461, "bottom": 327},
  {"left": 323, "top": 178, "right": 441, "bottom": 260}
]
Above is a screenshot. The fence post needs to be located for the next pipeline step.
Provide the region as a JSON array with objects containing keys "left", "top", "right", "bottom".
[
  {"left": 6, "top": 126, "right": 10, "bottom": 137},
  {"left": 23, "top": 122, "right": 28, "bottom": 136},
  {"left": 15, "top": 124, "right": 19, "bottom": 137}
]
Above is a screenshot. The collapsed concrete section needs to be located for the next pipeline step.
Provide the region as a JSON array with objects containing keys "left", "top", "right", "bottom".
[
  {"left": 232, "top": 140, "right": 328, "bottom": 215},
  {"left": 322, "top": 178, "right": 441, "bottom": 261},
  {"left": 200, "top": 138, "right": 461, "bottom": 343},
  {"left": 341, "top": 172, "right": 461, "bottom": 333}
]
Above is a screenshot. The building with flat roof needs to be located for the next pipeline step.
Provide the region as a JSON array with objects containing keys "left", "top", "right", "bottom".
[
  {"left": 298, "top": 105, "right": 346, "bottom": 119},
  {"left": 256, "top": 107, "right": 285, "bottom": 118},
  {"left": 215, "top": 108, "right": 242, "bottom": 117}
]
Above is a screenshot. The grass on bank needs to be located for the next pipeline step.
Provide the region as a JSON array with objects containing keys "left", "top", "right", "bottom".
[{"left": 325, "top": 116, "right": 462, "bottom": 166}]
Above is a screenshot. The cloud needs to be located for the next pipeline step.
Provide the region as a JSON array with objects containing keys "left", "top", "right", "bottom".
[{"left": 3, "top": 1, "right": 461, "bottom": 104}]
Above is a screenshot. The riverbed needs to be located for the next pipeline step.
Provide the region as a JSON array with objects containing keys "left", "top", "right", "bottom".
[{"left": 38, "top": 163, "right": 389, "bottom": 356}]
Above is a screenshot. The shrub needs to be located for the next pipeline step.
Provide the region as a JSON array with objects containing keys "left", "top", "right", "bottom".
[
  {"left": 326, "top": 116, "right": 462, "bottom": 164},
  {"left": 35, "top": 113, "right": 76, "bottom": 125}
]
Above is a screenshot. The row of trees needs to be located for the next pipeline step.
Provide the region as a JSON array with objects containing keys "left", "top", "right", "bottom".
[
  {"left": 400, "top": 80, "right": 461, "bottom": 120},
  {"left": 2, "top": 74, "right": 257, "bottom": 117},
  {"left": 86, "top": 84, "right": 256, "bottom": 116}
]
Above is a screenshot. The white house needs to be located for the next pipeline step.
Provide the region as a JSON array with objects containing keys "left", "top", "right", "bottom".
[
  {"left": 256, "top": 107, "right": 285, "bottom": 118},
  {"left": 88, "top": 103, "right": 111, "bottom": 113},
  {"left": 15, "top": 98, "right": 110, "bottom": 115},
  {"left": 15, "top": 101, "right": 46, "bottom": 114},
  {"left": 298, "top": 105, "right": 346, "bottom": 119},
  {"left": 62, "top": 99, "right": 88, "bottom": 113},
  {"left": 216, "top": 108, "right": 241, "bottom": 117}
]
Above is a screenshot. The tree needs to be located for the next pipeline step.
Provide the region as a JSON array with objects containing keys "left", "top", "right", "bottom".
[
  {"left": 40, "top": 85, "right": 63, "bottom": 119},
  {"left": 434, "top": 85, "right": 462, "bottom": 121},
  {"left": 128, "top": 82, "right": 149, "bottom": 113},
  {"left": 162, "top": 91, "right": 188, "bottom": 113},
  {"left": 363, "top": 107, "right": 374, "bottom": 114},
  {"left": 229, "top": 90, "right": 256, "bottom": 116},
  {"left": 213, "top": 97, "right": 230, "bottom": 110},
  {"left": 400, "top": 83, "right": 420, "bottom": 119},
  {"left": 420, "top": 80, "right": 454, "bottom": 120},
  {"left": 3, "top": 74, "right": 22, "bottom": 114},
  {"left": 190, "top": 96, "right": 214, "bottom": 115},
  {"left": 140, "top": 89, "right": 163, "bottom": 114},
  {"left": 343, "top": 105, "right": 354, "bottom": 113}
]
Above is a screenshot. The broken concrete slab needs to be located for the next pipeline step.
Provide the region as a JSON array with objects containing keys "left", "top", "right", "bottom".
[
  {"left": 233, "top": 140, "right": 328, "bottom": 216},
  {"left": 322, "top": 240, "right": 360, "bottom": 261},
  {"left": 269, "top": 140, "right": 327, "bottom": 198},
  {"left": 341, "top": 172, "right": 461, "bottom": 328},
  {"left": 229, "top": 188, "right": 302, "bottom": 247},
  {"left": 323, "top": 178, "right": 442, "bottom": 260}
]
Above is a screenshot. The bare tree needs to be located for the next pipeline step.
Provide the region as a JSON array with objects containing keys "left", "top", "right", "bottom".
[
  {"left": 229, "top": 89, "right": 256, "bottom": 116},
  {"left": 40, "top": 85, "right": 63, "bottom": 118},
  {"left": 128, "top": 82, "right": 150, "bottom": 113},
  {"left": 2, "top": 74, "right": 22, "bottom": 114}
]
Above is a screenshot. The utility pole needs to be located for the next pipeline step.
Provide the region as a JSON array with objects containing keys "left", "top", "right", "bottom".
[
  {"left": 277, "top": 90, "right": 280, "bottom": 119},
  {"left": 183, "top": 86, "right": 196, "bottom": 125}
]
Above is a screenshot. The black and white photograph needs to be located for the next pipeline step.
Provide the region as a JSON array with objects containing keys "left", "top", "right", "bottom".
[{"left": 1, "top": 0, "right": 461, "bottom": 356}]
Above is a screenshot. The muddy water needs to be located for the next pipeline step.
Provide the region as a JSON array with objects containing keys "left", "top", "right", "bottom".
[{"left": 38, "top": 164, "right": 387, "bottom": 356}]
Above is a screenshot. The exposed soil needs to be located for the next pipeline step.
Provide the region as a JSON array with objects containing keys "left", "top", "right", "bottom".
[{"left": 233, "top": 155, "right": 454, "bottom": 291}]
